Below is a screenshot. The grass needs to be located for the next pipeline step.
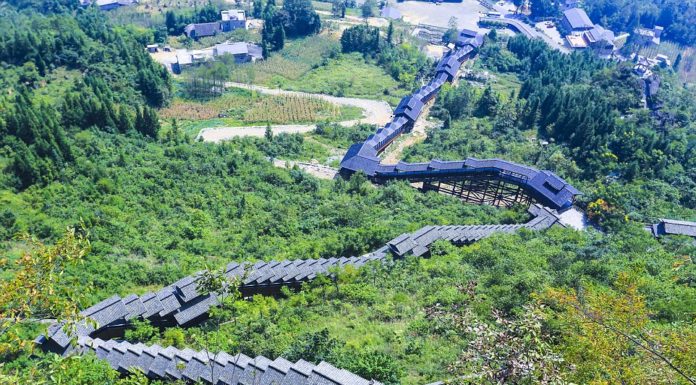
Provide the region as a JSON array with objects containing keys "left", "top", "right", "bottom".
[
  {"left": 268, "top": 53, "right": 408, "bottom": 104},
  {"left": 230, "top": 36, "right": 409, "bottom": 103},
  {"left": 487, "top": 72, "right": 523, "bottom": 100},
  {"left": 311, "top": 1, "right": 334, "bottom": 12},
  {"left": 678, "top": 47, "right": 696, "bottom": 83},
  {"left": 30, "top": 68, "right": 82, "bottom": 105}
]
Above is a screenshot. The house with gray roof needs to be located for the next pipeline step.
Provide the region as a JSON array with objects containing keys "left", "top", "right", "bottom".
[
  {"left": 562, "top": 8, "right": 594, "bottom": 33},
  {"left": 185, "top": 10, "right": 248, "bottom": 39},
  {"left": 647, "top": 219, "right": 696, "bottom": 240},
  {"left": 582, "top": 25, "right": 616, "bottom": 53},
  {"left": 214, "top": 42, "right": 263, "bottom": 63},
  {"left": 81, "top": 0, "right": 136, "bottom": 10}
]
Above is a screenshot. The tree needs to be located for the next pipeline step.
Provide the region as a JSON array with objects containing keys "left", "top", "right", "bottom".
[
  {"left": 165, "top": 11, "right": 177, "bottom": 34},
  {"left": 386, "top": 21, "right": 394, "bottom": 45},
  {"left": 273, "top": 23, "right": 285, "bottom": 50},
  {"left": 476, "top": 85, "right": 499, "bottom": 117},
  {"left": 135, "top": 106, "right": 160, "bottom": 139},
  {"left": 281, "top": 0, "right": 321, "bottom": 37},
  {"left": 443, "top": 16, "right": 459, "bottom": 44},
  {"left": 530, "top": 0, "right": 556, "bottom": 19},
  {"left": 341, "top": 24, "right": 381, "bottom": 54},
  {"left": 0, "top": 228, "right": 91, "bottom": 356},
  {"left": 253, "top": 0, "right": 264, "bottom": 18},
  {"left": 361, "top": 0, "right": 375, "bottom": 18},
  {"left": 196, "top": 267, "right": 244, "bottom": 382},
  {"left": 117, "top": 106, "right": 134, "bottom": 133},
  {"left": 265, "top": 123, "right": 274, "bottom": 142},
  {"left": 332, "top": 0, "right": 346, "bottom": 18},
  {"left": 542, "top": 273, "right": 696, "bottom": 385}
]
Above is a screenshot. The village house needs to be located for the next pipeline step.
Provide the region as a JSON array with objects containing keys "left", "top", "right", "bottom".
[
  {"left": 634, "top": 25, "right": 664, "bottom": 46},
  {"left": 213, "top": 42, "right": 263, "bottom": 63},
  {"left": 561, "top": 8, "right": 619, "bottom": 55},
  {"left": 171, "top": 42, "right": 262, "bottom": 73},
  {"left": 380, "top": 6, "right": 401, "bottom": 20},
  {"left": 561, "top": 8, "right": 594, "bottom": 33},
  {"left": 81, "top": 0, "right": 136, "bottom": 11},
  {"left": 184, "top": 10, "right": 247, "bottom": 39}
]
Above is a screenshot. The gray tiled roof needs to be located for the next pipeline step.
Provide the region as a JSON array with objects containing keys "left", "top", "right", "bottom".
[
  {"left": 337, "top": 42, "right": 581, "bottom": 210},
  {"left": 563, "top": 8, "right": 594, "bottom": 30},
  {"left": 649, "top": 219, "right": 696, "bottom": 238},
  {"left": 387, "top": 204, "right": 564, "bottom": 257},
  {"left": 80, "top": 294, "right": 127, "bottom": 328},
  {"left": 76, "top": 337, "right": 382, "bottom": 385}
]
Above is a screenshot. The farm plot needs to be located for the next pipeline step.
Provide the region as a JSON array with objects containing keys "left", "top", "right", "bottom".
[
  {"left": 637, "top": 41, "right": 683, "bottom": 62},
  {"left": 232, "top": 35, "right": 341, "bottom": 83},
  {"left": 159, "top": 88, "right": 361, "bottom": 125}
]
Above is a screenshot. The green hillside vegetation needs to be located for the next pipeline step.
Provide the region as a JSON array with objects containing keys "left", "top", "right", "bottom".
[{"left": 1, "top": 2, "right": 695, "bottom": 385}]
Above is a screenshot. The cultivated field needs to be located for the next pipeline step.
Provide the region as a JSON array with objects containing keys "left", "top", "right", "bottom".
[
  {"left": 232, "top": 35, "right": 341, "bottom": 83},
  {"left": 159, "top": 88, "right": 361, "bottom": 125}
]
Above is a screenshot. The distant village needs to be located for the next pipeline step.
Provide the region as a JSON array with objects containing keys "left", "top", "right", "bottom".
[
  {"left": 145, "top": 9, "right": 263, "bottom": 74},
  {"left": 554, "top": 3, "right": 672, "bottom": 109},
  {"left": 107, "top": 0, "right": 682, "bottom": 102}
]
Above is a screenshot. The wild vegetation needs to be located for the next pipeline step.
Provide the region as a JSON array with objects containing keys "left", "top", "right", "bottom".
[{"left": 1, "top": 1, "right": 695, "bottom": 385}]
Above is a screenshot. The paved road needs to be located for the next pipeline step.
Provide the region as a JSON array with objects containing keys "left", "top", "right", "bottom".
[{"left": 481, "top": 11, "right": 570, "bottom": 53}]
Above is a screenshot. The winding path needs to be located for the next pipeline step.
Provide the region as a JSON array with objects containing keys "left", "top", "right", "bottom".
[{"left": 196, "top": 83, "right": 394, "bottom": 143}]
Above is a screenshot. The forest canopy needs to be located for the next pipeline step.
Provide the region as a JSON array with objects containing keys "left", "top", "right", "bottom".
[{"left": 0, "top": 1, "right": 695, "bottom": 385}]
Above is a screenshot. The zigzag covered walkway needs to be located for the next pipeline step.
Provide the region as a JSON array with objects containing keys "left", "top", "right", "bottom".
[
  {"left": 339, "top": 32, "right": 580, "bottom": 210},
  {"left": 36, "top": 32, "right": 583, "bottom": 385},
  {"left": 37, "top": 205, "right": 567, "bottom": 384},
  {"left": 75, "top": 336, "right": 382, "bottom": 385}
]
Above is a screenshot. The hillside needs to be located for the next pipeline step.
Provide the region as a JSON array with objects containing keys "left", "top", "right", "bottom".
[{"left": 1, "top": 1, "right": 695, "bottom": 385}]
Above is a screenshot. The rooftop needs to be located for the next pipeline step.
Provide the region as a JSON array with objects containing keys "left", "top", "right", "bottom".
[
  {"left": 563, "top": 8, "right": 594, "bottom": 30},
  {"left": 380, "top": 6, "right": 401, "bottom": 19},
  {"left": 566, "top": 34, "right": 588, "bottom": 48}
]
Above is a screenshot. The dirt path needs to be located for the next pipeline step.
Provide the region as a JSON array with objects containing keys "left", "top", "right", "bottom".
[
  {"left": 197, "top": 124, "right": 316, "bottom": 142},
  {"left": 272, "top": 159, "right": 338, "bottom": 180},
  {"left": 381, "top": 101, "right": 436, "bottom": 164}
]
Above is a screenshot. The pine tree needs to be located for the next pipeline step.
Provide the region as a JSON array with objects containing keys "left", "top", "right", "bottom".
[
  {"left": 387, "top": 21, "right": 394, "bottom": 45},
  {"left": 265, "top": 123, "right": 273, "bottom": 142},
  {"left": 117, "top": 106, "right": 134, "bottom": 133},
  {"left": 138, "top": 106, "right": 160, "bottom": 139},
  {"left": 476, "top": 85, "right": 499, "bottom": 117},
  {"left": 253, "top": 0, "right": 264, "bottom": 18},
  {"left": 274, "top": 24, "right": 285, "bottom": 50},
  {"left": 165, "top": 11, "right": 177, "bottom": 34}
]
